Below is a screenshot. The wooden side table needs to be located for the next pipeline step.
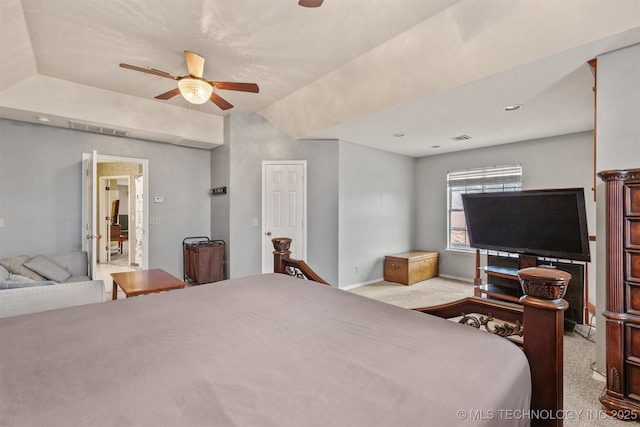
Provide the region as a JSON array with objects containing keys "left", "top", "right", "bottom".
[{"left": 111, "top": 269, "right": 187, "bottom": 300}]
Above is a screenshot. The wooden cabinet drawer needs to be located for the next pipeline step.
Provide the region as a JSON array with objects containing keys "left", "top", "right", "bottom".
[
  {"left": 627, "top": 219, "right": 640, "bottom": 249},
  {"left": 627, "top": 283, "right": 640, "bottom": 315},
  {"left": 627, "top": 324, "right": 640, "bottom": 362},
  {"left": 384, "top": 251, "right": 438, "bottom": 285},
  {"left": 626, "top": 184, "right": 640, "bottom": 216},
  {"left": 628, "top": 251, "right": 640, "bottom": 283},
  {"left": 627, "top": 362, "right": 640, "bottom": 402}
]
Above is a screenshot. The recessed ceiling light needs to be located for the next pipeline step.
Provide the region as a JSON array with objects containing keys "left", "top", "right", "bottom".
[
  {"left": 431, "top": 145, "right": 441, "bottom": 148},
  {"left": 36, "top": 116, "right": 50, "bottom": 123},
  {"left": 393, "top": 132, "right": 405, "bottom": 137},
  {"left": 503, "top": 104, "right": 523, "bottom": 111},
  {"left": 450, "top": 134, "right": 472, "bottom": 141}
]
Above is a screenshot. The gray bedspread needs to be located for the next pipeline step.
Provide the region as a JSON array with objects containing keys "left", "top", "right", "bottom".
[{"left": 0, "top": 273, "right": 530, "bottom": 426}]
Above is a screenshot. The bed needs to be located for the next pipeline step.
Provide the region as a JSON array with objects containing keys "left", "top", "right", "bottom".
[{"left": 0, "top": 238, "right": 568, "bottom": 427}]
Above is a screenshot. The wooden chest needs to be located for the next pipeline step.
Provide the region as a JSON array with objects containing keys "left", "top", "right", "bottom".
[{"left": 384, "top": 251, "right": 439, "bottom": 285}]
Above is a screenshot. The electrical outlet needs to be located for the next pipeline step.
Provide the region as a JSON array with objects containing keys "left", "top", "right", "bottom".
[{"left": 151, "top": 218, "right": 161, "bottom": 225}]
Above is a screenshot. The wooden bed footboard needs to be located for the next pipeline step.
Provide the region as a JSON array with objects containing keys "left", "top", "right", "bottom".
[
  {"left": 272, "top": 237, "right": 330, "bottom": 285},
  {"left": 417, "top": 285, "right": 568, "bottom": 427},
  {"left": 272, "top": 238, "right": 569, "bottom": 427}
]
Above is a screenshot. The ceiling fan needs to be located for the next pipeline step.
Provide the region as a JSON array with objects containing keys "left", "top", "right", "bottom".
[
  {"left": 299, "top": 0, "right": 323, "bottom": 7},
  {"left": 119, "top": 50, "right": 259, "bottom": 110}
]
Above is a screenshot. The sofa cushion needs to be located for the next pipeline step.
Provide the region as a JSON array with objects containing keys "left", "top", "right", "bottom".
[
  {"left": 0, "top": 256, "right": 46, "bottom": 281},
  {"left": 0, "top": 277, "right": 58, "bottom": 290},
  {"left": 0, "top": 265, "right": 9, "bottom": 281},
  {"left": 24, "top": 255, "right": 72, "bottom": 283},
  {"left": 2, "top": 274, "right": 43, "bottom": 289},
  {"left": 64, "top": 275, "right": 93, "bottom": 283},
  {"left": 7, "top": 274, "right": 34, "bottom": 283}
]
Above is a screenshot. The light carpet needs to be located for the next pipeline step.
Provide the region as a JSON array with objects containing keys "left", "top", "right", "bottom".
[{"left": 351, "top": 277, "right": 625, "bottom": 427}]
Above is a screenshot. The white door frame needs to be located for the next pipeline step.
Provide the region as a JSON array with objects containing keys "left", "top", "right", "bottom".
[
  {"left": 82, "top": 152, "right": 149, "bottom": 271},
  {"left": 261, "top": 160, "right": 307, "bottom": 273},
  {"left": 81, "top": 151, "right": 97, "bottom": 278}
]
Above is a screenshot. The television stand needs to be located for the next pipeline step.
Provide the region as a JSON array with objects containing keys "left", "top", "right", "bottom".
[
  {"left": 473, "top": 249, "right": 585, "bottom": 327},
  {"left": 475, "top": 265, "right": 521, "bottom": 303}
]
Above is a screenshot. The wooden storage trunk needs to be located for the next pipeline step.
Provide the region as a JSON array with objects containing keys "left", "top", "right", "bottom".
[{"left": 384, "top": 251, "right": 439, "bottom": 285}]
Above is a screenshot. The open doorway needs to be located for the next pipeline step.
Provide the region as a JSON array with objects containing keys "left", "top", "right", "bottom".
[
  {"left": 88, "top": 154, "right": 148, "bottom": 297},
  {"left": 98, "top": 175, "right": 131, "bottom": 266}
]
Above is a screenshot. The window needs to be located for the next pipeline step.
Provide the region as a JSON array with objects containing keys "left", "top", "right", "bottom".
[{"left": 447, "top": 164, "right": 522, "bottom": 251}]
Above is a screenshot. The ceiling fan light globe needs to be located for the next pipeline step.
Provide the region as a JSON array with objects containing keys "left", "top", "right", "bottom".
[{"left": 178, "top": 78, "right": 213, "bottom": 104}]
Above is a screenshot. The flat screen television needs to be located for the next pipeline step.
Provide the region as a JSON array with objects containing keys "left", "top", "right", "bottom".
[{"left": 461, "top": 188, "right": 590, "bottom": 262}]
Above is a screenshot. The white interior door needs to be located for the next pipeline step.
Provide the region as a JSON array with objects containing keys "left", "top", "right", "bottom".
[
  {"left": 262, "top": 161, "right": 307, "bottom": 273},
  {"left": 81, "top": 151, "right": 97, "bottom": 278},
  {"left": 133, "top": 174, "right": 144, "bottom": 267},
  {"left": 99, "top": 178, "right": 119, "bottom": 263}
]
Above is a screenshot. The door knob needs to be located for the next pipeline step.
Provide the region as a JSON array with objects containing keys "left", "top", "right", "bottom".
[{"left": 265, "top": 231, "right": 272, "bottom": 236}]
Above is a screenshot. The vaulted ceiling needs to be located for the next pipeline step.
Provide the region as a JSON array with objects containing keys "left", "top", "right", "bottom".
[{"left": 1, "top": 0, "right": 639, "bottom": 156}]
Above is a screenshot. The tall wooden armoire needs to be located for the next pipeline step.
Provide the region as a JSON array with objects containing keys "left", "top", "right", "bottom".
[{"left": 599, "top": 168, "right": 640, "bottom": 419}]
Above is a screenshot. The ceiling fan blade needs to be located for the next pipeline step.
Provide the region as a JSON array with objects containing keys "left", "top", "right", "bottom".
[
  {"left": 154, "top": 87, "right": 181, "bottom": 100},
  {"left": 119, "top": 63, "right": 179, "bottom": 80},
  {"left": 210, "top": 92, "right": 233, "bottom": 110},
  {"left": 184, "top": 50, "right": 205, "bottom": 78},
  {"left": 210, "top": 82, "right": 260, "bottom": 93},
  {"left": 299, "top": 0, "right": 323, "bottom": 7}
]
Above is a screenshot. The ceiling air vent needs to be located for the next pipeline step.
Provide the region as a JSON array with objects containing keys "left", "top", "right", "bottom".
[
  {"left": 450, "top": 134, "right": 472, "bottom": 141},
  {"left": 68, "top": 120, "right": 129, "bottom": 137}
]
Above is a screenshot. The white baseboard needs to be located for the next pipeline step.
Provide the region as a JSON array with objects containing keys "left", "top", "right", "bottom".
[
  {"left": 592, "top": 370, "right": 606, "bottom": 382},
  {"left": 341, "top": 277, "right": 383, "bottom": 291},
  {"left": 343, "top": 274, "right": 474, "bottom": 290},
  {"left": 439, "top": 274, "right": 474, "bottom": 283}
]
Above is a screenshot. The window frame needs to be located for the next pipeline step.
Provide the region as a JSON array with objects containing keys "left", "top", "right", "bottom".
[{"left": 446, "top": 165, "right": 522, "bottom": 252}]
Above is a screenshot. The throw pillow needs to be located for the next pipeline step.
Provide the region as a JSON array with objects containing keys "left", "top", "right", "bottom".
[
  {"left": 24, "top": 255, "right": 72, "bottom": 283},
  {"left": 0, "top": 256, "right": 46, "bottom": 281}
]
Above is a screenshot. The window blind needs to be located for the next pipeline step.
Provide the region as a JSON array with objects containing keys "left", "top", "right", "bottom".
[{"left": 447, "top": 164, "right": 522, "bottom": 187}]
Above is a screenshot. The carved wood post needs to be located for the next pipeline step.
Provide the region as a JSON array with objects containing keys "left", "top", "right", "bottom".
[
  {"left": 599, "top": 171, "right": 626, "bottom": 408},
  {"left": 272, "top": 237, "right": 292, "bottom": 274},
  {"left": 473, "top": 249, "right": 484, "bottom": 297},
  {"left": 518, "top": 267, "right": 571, "bottom": 427}
]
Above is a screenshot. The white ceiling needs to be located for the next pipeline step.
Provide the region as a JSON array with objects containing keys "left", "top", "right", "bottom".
[{"left": 1, "top": 0, "right": 639, "bottom": 156}]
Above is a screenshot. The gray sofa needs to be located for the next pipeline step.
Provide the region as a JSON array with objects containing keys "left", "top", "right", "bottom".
[{"left": 0, "top": 251, "right": 105, "bottom": 318}]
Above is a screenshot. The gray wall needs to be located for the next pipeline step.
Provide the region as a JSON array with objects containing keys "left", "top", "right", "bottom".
[
  {"left": 594, "top": 43, "right": 640, "bottom": 374},
  {"left": 1, "top": 112, "right": 411, "bottom": 289},
  {"left": 216, "top": 113, "right": 415, "bottom": 288},
  {"left": 596, "top": 43, "right": 640, "bottom": 172},
  {"left": 414, "top": 131, "right": 595, "bottom": 282},
  {"left": 0, "top": 119, "right": 211, "bottom": 278},
  {"left": 338, "top": 141, "right": 415, "bottom": 287},
  {"left": 210, "top": 115, "right": 232, "bottom": 279},
  {"left": 215, "top": 113, "right": 339, "bottom": 284}
]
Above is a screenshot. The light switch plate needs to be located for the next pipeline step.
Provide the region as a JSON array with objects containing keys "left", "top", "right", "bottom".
[
  {"left": 0, "top": 218, "right": 4, "bottom": 227},
  {"left": 151, "top": 218, "right": 160, "bottom": 224}
]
